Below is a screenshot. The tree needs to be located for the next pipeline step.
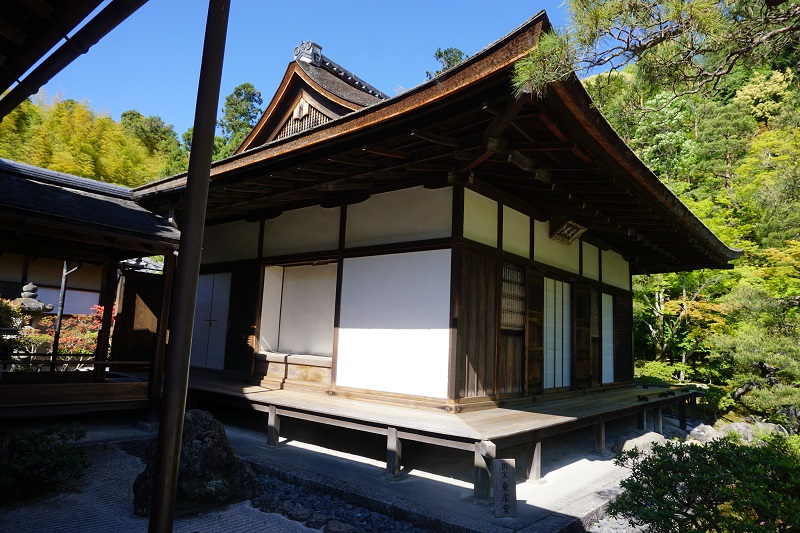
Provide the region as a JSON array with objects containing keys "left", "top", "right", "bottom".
[
  {"left": 734, "top": 127, "right": 800, "bottom": 246},
  {"left": 513, "top": 0, "right": 800, "bottom": 101},
  {"left": 425, "top": 47, "right": 466, "bottom": 80},
  {"left": 216, "top": 82, "right": 262, "bottom": 157},
  {"left": 120, "top": 110, "right": 179, "bottom": 156},
  {"left": 634, "top": 272, "right": 729, "bottom": 380},
  {"left": 608, "top": 434, "right": 800, "bottom": 532},
  {"left": 0, "top": 96, "right": 163, "bottom": 186}
]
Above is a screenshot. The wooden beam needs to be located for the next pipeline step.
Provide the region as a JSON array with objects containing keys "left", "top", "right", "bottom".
[
  {"left": 21, "top": 0, "right": 55, "bottom": 18},
  {"left": 526, "top": 438, "right": 542, "bottom": 481},
  {"left": 362, "top": 145, "right": 408, "bottom": 159},
  {"left": 594, "top": 421, "right": 606, "bottom": 455},
  {"left": 386, "top": 426, "right": 402, "bottom": 480},
  {"left": 327, "top": 155, "right": 377, "bottom": 168},
  {"left": 267, "top": 404, "right": 281, "bottom": 446},
  {"left": 0, "top": 19, "right": 27, "bottom": 45},
  {"left": 653, "top": 405, "right": 663, "bottom": 434},
  {"left": 297, "top": 164, "right": 349, "bottom": 176},
  {"left": 410, "top": 129, "right": 459, "bottom": 147},
  {"left": 474, "top": 440, "right": 496, "bottom": 500}
]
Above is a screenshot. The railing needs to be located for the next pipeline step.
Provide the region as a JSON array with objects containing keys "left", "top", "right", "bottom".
[{"left": 0, "top": 353, "right": 151, "bottom": 373}]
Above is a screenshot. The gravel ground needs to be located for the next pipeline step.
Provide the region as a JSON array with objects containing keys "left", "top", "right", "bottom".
[
  {"left": 252, "top": 471, "right": 430, "bottom": 532},
  {"left": 586, "top": 514, "right": 649, "bottom": 533}
]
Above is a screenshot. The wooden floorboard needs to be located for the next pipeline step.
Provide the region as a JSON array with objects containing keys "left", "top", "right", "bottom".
[
  {"left": 189, "top": 375, "right": 480, "bottom": 440},
  {"left": 188, "top": 374, "right": 688, "bottom": 446}
]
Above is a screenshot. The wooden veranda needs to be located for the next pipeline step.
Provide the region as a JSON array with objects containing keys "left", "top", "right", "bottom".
[{"left": 187, "top": 375, "right": 697, "bottom": 498}]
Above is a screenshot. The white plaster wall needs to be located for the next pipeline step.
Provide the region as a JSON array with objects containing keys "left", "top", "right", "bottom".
[
  {"left": 259, "top": 266, "right": 284, "bottom": 352},
  {"left": 336, "top": 250, "right": 451, "bottom": 398},
  {"left": 502, "top": 206, "right": 530, "bottom": 258},
  {"left": 278, "top": 263, "right": 337, "bottom": 356},
  {"left": 543, "top": 278, "right": 571, "bottom": 389},
  {"left": 202, "top": 220, "right": 260, "bottom": 264},
  {"left": 345, "top": 186, "right": 452, "bottom": 248},
  {"left": 263, "top": 206, "right": 340, "bottom": 257},
  {"left": 582, "top": 242, "right": 600, "bottom": 281},
  {"left": 463, "top": 189, "right": 497, "bottom": 247},
  {"left": 602, "top": 250, "right": 630, "bottom": 290},
  {"left": 533, "top": 220, "right": 580, "bottom": 274},
  {"left": 602, "top": 293, "right": 615, "bottom": 383},
  {"left": 28, "top": 260, "right": 103, "bottom": 290},
  {"left": 37, "top": 287, "right": 99, "bottom": 315},
  {"left": 0, "top": 254, "right": 24, "bottom": 282}
]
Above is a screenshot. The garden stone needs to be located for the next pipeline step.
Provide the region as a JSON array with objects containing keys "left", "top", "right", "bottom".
[
  {"left": 612, "top": 431, "right": 666, "bottom": 454},
  {"left": 686, "top": 423, "right": 720, "bottom": 443},
  {"left": 719, "top": 421, "right": 788, "bottom": 443},
  {"left": 132, "top": 409, "right": 258, "bottom": 516}
]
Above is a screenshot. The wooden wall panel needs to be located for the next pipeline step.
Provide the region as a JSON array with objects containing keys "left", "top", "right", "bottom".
[
  {"left": 110, "top": 271, "right": 163, "bottom": 362},
  {"left": 573, "top": 284, "right": 591, "bottom": 389},
  {"left": 497, "top": 332, "right": 524, "bottom": 395},
  {"left": 526, "top": 270, "right": 544, "bottom": 394},
  {"left": 614, "top": 292, "right": 634, "bottom": 382},
  {"left": 460, "top": 251, "right": 497, "bottom": 398}
]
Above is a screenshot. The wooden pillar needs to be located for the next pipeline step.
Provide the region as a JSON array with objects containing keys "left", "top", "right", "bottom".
[
  {"left": 474, "top": 440, "right": 496, "bottom": 500},
  {"left": 636, "top": 410, "right": 646, "bottom": 430},
  {"left": 594, "top": 421, "right": 606, "bottom": 454},
  {"left": 148, "top": 252, "right": 176, "bottom": 423},
  {"left": 690, "top": 393, "right": 697, "bottom": 423},
  {"left": 679, "top": 398, "right": 687, "bottom": 430},
  {"left": 653, "top": 405, "right": 663, "bottom": 434},
  {"left": 148, "top": 2, "right": 230, "bottom": 531},
  {"left": 526, "top": 437, "right": 542, "bottom": 481},
  {"left": 267, "top": 405, "right": 280, "bottom": 446},
  {"left": 93, "top": 261, "right": 118, "bottom": 382},
  {"left": 385, "top": 427, "right": 402, "bottom": 480}
]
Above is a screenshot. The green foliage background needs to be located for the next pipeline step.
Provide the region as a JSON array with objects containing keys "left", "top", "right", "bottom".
[{"left": 581, "top": 49, "right": 800, "bottom": 429}]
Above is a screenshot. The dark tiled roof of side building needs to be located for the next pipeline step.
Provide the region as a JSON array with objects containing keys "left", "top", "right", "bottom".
[{"left": 0, "top": 158, "right": 180, "bottom": 245}]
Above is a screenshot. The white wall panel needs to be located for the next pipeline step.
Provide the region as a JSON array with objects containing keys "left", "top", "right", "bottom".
[
  {"left": 463, "top": 189, "right": 497, "bottom": 247},
  {"left": 278, "top": 264, "right": 337, "bottom": 356},
  {"left": 602, "top": 293, "right": 615, "bottom": 383},
  {"left": 602, "top": 250, "right": 630, "bottom": 290},
  {"left": 336, "top": 250, "right": 451, "bottom": 398},
  {"left": 259, "top": 266, "right": 284, "bottom": 352},
  {"left": 37, "top": 287, "right": 99, "bottom": 316},
  {"left": 263, "top": 206, "right": 340, "bottom": 257},
  {"left": 28, "top": 260, "right": 103, "bottom": 290},
  {"left": 345, "top": 186, "right": 452, "bottom": 248},
  {"left": 502, "top": 206, "right": 530, "bottom": 258},
  {"left": 582, "top": 242, "right": 599, "bottom": 280},
  {"left": 543, "top": 278, "right": 571, "bottom": 389},
  {"left": 202, "top": 220, "right": 260, "bottom": 264},
  {"left": 0, "top": 254, "right": 24, "bottom": 282},
  {"left": 533, "top": 220, "right": 580, "bottom": 274}
]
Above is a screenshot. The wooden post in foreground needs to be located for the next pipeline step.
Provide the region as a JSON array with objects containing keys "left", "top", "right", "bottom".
[{"left": 148, "top": 2, "right": 230, "bottom": 531}]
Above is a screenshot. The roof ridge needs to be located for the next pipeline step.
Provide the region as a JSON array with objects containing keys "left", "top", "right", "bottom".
[
  {"left": 293, "top": 41, "right": 388, "bottom": 100},
  {"left": 0, "top": 158, "right": 132, "bottom": 199}
]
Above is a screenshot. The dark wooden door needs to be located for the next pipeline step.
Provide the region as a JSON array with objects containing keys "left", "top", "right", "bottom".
[
  {"left": 110, "top": 271, "right": 164, "bottom": 362},
  {"left": 573, "top": 283, "right": 592, "bottom": 388},
  {"left": 526, "top": 270, "right": 544, "bottom": 394}
]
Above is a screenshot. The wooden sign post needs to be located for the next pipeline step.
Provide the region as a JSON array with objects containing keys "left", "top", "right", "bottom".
[{"left": 492, "top": 458, "right": 518, "bottom": 517}]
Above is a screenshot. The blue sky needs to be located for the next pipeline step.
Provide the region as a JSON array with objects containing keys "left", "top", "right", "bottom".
[{"left": 40, "top": 1, "right": 569, "bottom": 136}]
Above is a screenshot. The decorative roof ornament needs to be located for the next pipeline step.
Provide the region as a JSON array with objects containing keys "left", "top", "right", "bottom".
[
  {"left": 293, "top": 40, "right": 388, "bottom": 100},
  {"left": 294, "top": 41, "right": 322, "bottom": 65}
]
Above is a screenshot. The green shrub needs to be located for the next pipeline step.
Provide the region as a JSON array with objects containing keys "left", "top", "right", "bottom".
[
  {"left": 634, "top": 360, "right": 682, "bottom": 383},
  {"left": 608, "top": 434, "right": 800, "bottom": 532},
  {"left": 0, "top": 424, "right": 89, "bottom": 502}
]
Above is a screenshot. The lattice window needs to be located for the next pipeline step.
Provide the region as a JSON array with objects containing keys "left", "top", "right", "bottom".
[
  {"left": 275, "top": 105, "right": 330, "bottom": 140},
  {"left": 500, "top": 264, "right": 525, "bottom": 330}
]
